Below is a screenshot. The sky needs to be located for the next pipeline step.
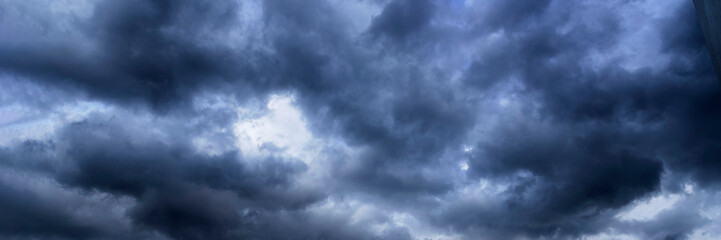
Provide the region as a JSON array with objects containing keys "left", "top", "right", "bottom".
[{"left": 0, "top": 0, "right": 721, "bottom": 239}]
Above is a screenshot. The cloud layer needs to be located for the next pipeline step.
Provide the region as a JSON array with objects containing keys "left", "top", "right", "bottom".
[{"left": 1, "top": 0, "right": 720, "bottom": 239}]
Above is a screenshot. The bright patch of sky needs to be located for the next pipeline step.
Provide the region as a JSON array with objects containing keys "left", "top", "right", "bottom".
[
  {"left": 234, "top": 93, "right": 323, "bottom": 166},
  {"left": 617, "top": 193, "right": 683, "bottom": 221}
]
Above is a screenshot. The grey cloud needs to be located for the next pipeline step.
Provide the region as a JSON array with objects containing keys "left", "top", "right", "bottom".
[
  {"left": 0, "top": 114, "right": 385, "bottom": 240},
  {"left": 0, "top": 180, "right": 102, "bottom": 239},
  {"left": 0, "top": 0, "right": 720, "bottom": 239},
  {"left": 369, "top": 0, "right": 435, "bottom": 40},
  {"left": 0, "top": 0, "right": 256, "bottom": 110}
]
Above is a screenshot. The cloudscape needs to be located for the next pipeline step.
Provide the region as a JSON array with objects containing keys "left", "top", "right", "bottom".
[{"left": 1, "top": 0, "right": 721, "bottom": 239}]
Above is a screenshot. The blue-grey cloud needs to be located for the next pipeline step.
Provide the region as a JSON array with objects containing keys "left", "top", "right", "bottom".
[{"left": 0, "top": 0, "right": 720, "bottom": 239}]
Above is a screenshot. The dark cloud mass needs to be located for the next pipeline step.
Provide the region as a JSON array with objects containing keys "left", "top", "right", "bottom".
[{"left": 1, "top": 0, "right": 721, "bottom": 239}]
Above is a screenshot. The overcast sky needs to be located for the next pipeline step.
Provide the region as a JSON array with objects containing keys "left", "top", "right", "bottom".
[{"left": 1, "top": 0, "right": 721, "bottom": 239}]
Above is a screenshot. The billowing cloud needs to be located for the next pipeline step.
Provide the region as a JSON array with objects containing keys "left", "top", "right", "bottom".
[{"left": 1, "top": 0, "right": 720, "bottom": 239}]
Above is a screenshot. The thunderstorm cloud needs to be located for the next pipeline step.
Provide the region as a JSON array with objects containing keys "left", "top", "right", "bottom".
[{"left": 1, "top": 0, "right": 720, "bottom": 239}]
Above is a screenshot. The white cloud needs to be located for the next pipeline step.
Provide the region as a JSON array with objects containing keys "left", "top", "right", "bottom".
[
  {"left": 617, "top": 193, "right": 683, "bottom": 221},
  {"left": 234, "top": 93, "right": 322, "bottom": 165}
]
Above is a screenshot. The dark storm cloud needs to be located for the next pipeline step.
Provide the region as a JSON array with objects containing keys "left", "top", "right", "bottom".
[
  {"left": 337, "top": 85, "right": 474, "bottom": 195},
  {"left": 55, "top": 121, "right": 312, "bottom": 207},
  {"left": 259, "top": 0, "right": 476, "bottom": 196},
  {"left": 1, "top": 0, "right": 721, "bottom": 239},
  {"left": 0, "top": 180, "right": 101, "bottom": 239},
  {"left": 473, "top": 0, "right": 552, "bottom": 33},
  {"left": 626, "top": 206, "right": 709, "bottom": 240},
  {"left": 0, "top": 115, "right": 381, "bottom": 240},
  {"left": 0, "top": 0, "right": 256, "bottom": 110},
  {"left": 369, "top": 0, "right": 435, "bottom": 40},
  {"left": 447, "top": 124, "right": 663, "bottom": 238},
  {"left": 431, "top": 1, "right": 721, "bottom": 238}
]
